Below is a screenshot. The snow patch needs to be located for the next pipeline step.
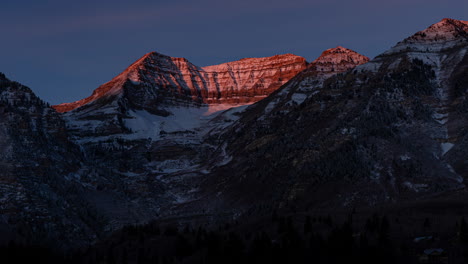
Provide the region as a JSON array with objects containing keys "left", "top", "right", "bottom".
[
  {"left": 441, "top": 143, "right": 454, "bottom": 155},
  {"left": 433, "top": 112, "right": 448, "bottom": 125},
  {"left": 403, "top": 181, "right": 428, "bottom": 192},
  {"left": 290, "top": 93, "right": 307, "bottom": 104},
  {"left": 400, "top": 154, "right": 411, "bottom": 161}
]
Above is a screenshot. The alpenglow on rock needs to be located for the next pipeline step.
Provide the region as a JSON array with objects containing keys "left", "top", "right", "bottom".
[
  {"left": 388, "top": 18, "right": 468, "bottom": 54},
  {"left": 53, "top": 52, "right": 307, "bottom": 113},
  {"left": 309, "top": 46, "right": 370, "bottom": 76}
]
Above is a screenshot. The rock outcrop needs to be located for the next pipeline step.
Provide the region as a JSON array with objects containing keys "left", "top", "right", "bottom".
[{"left": 308, "top": 46, "right": 370, "bottom": 77}]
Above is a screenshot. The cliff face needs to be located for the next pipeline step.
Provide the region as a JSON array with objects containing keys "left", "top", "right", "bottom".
[
  {"left": 201, "top": 54, "right": 308, "bottom": 104},
  {"left": 53, "top": 53, "right": 307, "bottom": 113}
]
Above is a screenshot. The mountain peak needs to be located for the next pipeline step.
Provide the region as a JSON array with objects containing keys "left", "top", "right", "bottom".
[
  {"left": 415, "top": 17, "right": 468, "bottom": 38},
  {"left": 314, "top": 46, "right": 369, "bottom": 63},
  {"left": 324, "top": 46, "right": 351, "bottom": 53},
  {"left": 400, "top": 18, "right": 467, "bottom": 46},
  {"left": 379, "top": 18, "right": 468, "bottom": 57},
  {"left": 143, "top": 51, "right": 190, "bottom": 63},
  {"left": 53, "top": 52, "right": 307, "bottom": 113},
  {"left": 439, "top": 18, "right": 468, "bottom": 26},
  {"left": 308, "top": 46, "right": 369, "bottom": 75}
]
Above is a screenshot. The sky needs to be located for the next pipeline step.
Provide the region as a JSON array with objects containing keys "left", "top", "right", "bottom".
[{"left": 0, "top": 0, "right": 467, "bottom": 105}]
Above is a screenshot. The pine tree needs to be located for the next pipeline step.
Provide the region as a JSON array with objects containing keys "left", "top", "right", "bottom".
[
  {"left": 304, "top": 215, "right": 312, "bottom": 234},
  {"left": 460, "top": 217, "right": 468, "bottom": 244}
]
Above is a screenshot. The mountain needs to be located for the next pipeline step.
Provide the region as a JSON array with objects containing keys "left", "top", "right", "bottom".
[
  {"left": 36, "top": 48, "right": 365, "bottom": 233},
  {"left": 2, "top": 18, "right": 467, "bottom": 252},
  {"left": 152, "top": 46, "right": 370, "bottom": 217},
  {"left": 53, "top": 52, "right": 307, "bottom": 113},
  {"left": 192, "top": 18, "right": 468, "bottom": 214},
  {"left": 308, "top": 46, "right": 370, "bottom": 76},
  {"left": 0, "top": 74, "right": 99, "bottom": 248},
  {"left": 51, "top": 53, "right": 307, "bottom": 142},
  {"left": 37, "top": 53, "right": 307, "bottom": 233},
  {"left": 237, "top": 46, "right": 370, "bottom": 121}
]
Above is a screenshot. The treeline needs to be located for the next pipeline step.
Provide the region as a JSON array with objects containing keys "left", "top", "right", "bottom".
[
  {"left": 67, "top": 213, "right": 413, "bottom": 264},
  {"left": 0, "top": 241, "right": 64, "bottom": 264},
  {"left": 5, "top": 212, "right": 468, "bottom": 263}
]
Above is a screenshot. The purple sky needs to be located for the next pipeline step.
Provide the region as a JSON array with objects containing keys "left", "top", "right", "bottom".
[{"left": 1, "top": 0, "right": 467, "bottom": 104}]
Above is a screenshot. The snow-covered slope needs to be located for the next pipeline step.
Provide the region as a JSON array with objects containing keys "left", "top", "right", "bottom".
[
  {"left": 358, "top": 18, "right": 468, "bottom": 165},
  {"left": 51, "top": 51, "right": 307, "bottom": 146},
  {"left": 196, "top": 18, "right": 468, "bottom": 213},
  {"left": 42, "top": 47, "right": 365, "bottom": 229},
  {"left": 44, "top": 52, "right": 309, "bottom": 230}
]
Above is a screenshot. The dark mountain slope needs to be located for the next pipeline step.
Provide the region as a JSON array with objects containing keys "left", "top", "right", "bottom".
[
  {"left": 197, "top": 19, "right": 468, "bottom": 214},
  {"left": 0, "top": 74, "right": 100, "bottom": 248}
]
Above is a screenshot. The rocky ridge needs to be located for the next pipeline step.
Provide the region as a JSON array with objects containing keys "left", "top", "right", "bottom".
[
  {"left": 53, "top": 53, "right": 307, "bottom": 113},
  {"left": 308, "top": 46, "right": 370, "bottom": 76}
]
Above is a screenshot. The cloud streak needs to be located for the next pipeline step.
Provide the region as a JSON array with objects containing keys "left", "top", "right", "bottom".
[
  {"left": 2, "top": 0, "right": 326, "bottom": 37},
  {"left": 3, "top": 4, "right": 197, "bottom": 36}
]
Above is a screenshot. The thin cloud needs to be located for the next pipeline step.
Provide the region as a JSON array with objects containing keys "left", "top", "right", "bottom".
[
  {"left": 2, "top": 0, "right": 323, "bottom": 37},
  {"left": 3, "top": 4, "right": 202, "bottom": 36}
]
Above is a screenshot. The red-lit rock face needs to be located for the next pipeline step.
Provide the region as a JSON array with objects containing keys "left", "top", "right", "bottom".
[
  {"left": 309, "top": 46, "right": 370, "bottom": 76},
  {"left": 201, "top": 55, "right": 308, "bottom": 104},
  {"left": 53, "top": 53, "right": 308, "bottom": 113}
]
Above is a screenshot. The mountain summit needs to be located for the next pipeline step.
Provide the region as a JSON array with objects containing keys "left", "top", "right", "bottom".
[
  {"left": 310, "top": 46, "right": 370, "bottom": 74},
  {"left": 385, "top": 18, "right": 468, "bottom": 55},
  {"left": 408, "top": 18, "right": 468, "bottom": 42},
  {"left": 53, "top": 52, "right": 307, "bottom": 113}
]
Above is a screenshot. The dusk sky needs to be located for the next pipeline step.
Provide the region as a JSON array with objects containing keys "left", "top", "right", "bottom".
[{"left": 1, "top": 0, "right": 467, "bottom": 105}]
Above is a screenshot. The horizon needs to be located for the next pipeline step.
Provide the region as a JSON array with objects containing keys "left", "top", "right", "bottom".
[{"left": 0, "top": 0, "right": 467, "bottom": 105}]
